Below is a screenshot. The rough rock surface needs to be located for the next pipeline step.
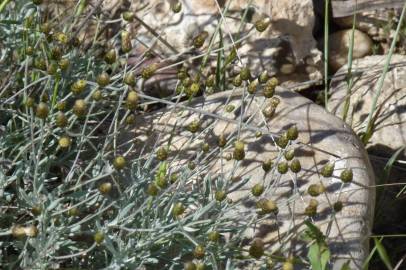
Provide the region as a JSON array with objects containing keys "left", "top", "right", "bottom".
[
  {"left": 334, "top": 10, "right": 396, "bottom": 38},
  {"left": 328, "top": 29, "right": 373, "bottom": 72},
  {"left": 124, "top": 88, "right": 375, "bottom": 269},
  {"left": 131, "top": 0, "right": 322, "bottom": 86},
  {"left": 329, "top": 54, "right": 406, "bottom": 158}
]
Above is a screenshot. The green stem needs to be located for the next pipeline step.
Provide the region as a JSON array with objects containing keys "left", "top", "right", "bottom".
[
  {"left": 324, "top": 0, "right": 329, "bottom": 108},
  {"left": 342, "top": 11, "right": 357, "bottom": 121},
  {"left": 0, "top": 0, "right": 11, "bottom": 13},
  {"left": 362, "top": 1, "right": 406, "bottom": 144}
]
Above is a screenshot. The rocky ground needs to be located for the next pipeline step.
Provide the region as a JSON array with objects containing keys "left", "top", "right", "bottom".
[{"left": 2, "top": 0, "right": 405, "bottom": 269}]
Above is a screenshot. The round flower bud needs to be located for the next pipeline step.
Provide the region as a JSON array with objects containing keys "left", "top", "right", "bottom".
[
  {"left": 277, "top": 162, "right": 288, "bottom": 174},
  {"left": 98, "top": 182, "right": 112, "bottom": 195},
  {"left": 53, "top": 32, "right": 68, "bottom": 44},
  {"left": 124, "top": 72, "right": 136, "bottom": 87},
  {"left": 47, "top": 62, "right": 58, "bottom": 75},
  {"left": 263, "top": 77, "right": 278, "bottom": 98},
  {"left": 193, "top": 31, "right": 208, "bottom": 49},
  {"left": 193, "top": 245, "right": 205, "bottom": 259},
  {"left": 126, "top": 91, "right": 139, "bottom": 110},
  {"left": 97, "top": 72, "right": 110, "bottom": 87},
  {"left": 215, "top": 190, "right": 226, "bottom": 202},
  {"left": 94, "top": 231, "right": 105, "bottom": 244},
  {"left": 286, "top": 126, "right": 299, "bottom": 141},
  {"left": 186, "top": 82, "right": 200, "bottom": 97},
  {"left": 182, "top": 77, "right": 192, "bottom": 87},
  {"left": 249, "top": 238, "right": 264, "bottom": 259},
  {"left": 304, "top": 199, "right": 318, "bottom": 217},
  {"left": 57, "top": 101, "right": 66, "bottom": 111},
  {"left": 40, "top": 22, "right": 51, "bottom": 34},
  {"left": 58, "top": 136, "right": 71, "bottom": 149},
  {"left": 284, "top": 149, "right": 295, "bottom": 161},
  {"left": 156, "top": 147, "right": 168, "bottom": 161},
  {"left": 25, "top": 97, "right": 35, "bottom": 108},
  {"left": 126, "top": 114, "right": 136, "bottom": 125},
  {"left": 270, "top": 96, "right": 281, "bottom": 107},
  {"left": 58, "top": 58, "right": 70, "bottom": 71},
  {"left": 321, "top": 162, "right": 335, "bottom": 177},
  {"left": 55, "top": 112, "right": 68, "bottom": 128},
  {"left": 208, "top": 231, "right": 220, "bottom": 242},
  {"left": 276, "top": 134, "right": 289, "bottom": 148},
  {"left": 251, "top": 183, "right": 264, "bottom": 197},
  {"left": 232, "top": 75, "right": 242, "bottom": 87},
  {"left": 218, "top": 134, "right": 227, "bottom": 148},
  {"left": 171, "top": 1, "right": 182, "bottom": 13},
  {"left": 36, "top": 102, "right": 49, "bottom": 119},
  {"left": 51, "top": 46, "right": 62, "bottom": 60},
  {"left": 104, "top": 49, "right": 117, "bottom": 64},
  {"left": 340, "top": 168, "right": 353, "bottom": 183},
  {"left": 67, "top": 207, "right": 80, "bottom": 217},
  {"left": 155, "top": 174, "right": 167, "bottom": 188},
  {"left": 262, "top": 104, "right": 275, "bottom": 119},
  {"left": 290, "top": 159, "right": 301, "bottom": 173},
  {"left": 196, "top": 263, "right": 205, "bottom": 270},
  {"left": 307, "top": 184, "right": 325, "bottom": 197},
  {"left": 206, "top": 74, "right": 215, "bottom": 87},
  {"left": 201, "top": 143, "right": 209, "bottom": 153},
  {"left": 262, "top": 159, "right": 273, "bottom": 172},
  {"left": 12, "top": 225, "right": 26, "bottom": 239},
  {"left": 225, "top": 153, "right": 232, "bottom": 161},
  {"left": 177, "top": 67, "right": 188, "bottom": 80},
  {"left": 92, "top": 90, "right": 103, "bottom": 101},
  {"left": 282, "top": 261, "right": 294, "bottom": 270},
  {"left": 333, "top": 201, "right": 343, "bottom": 212},
  {"left": 233, "top": 141, "right": 245, "bottom": 161},
  {"left": 187, "top": 120, "right": 200, "bottom": 133},
  {"left": 121, "top": 31, "right": 132, "bottom": 53},
  {"left": 31, "top": 205, "right": 42, "bottom": 216},
  {"left": 188, "top": 161, "right": 196, "bottom": 170},
  {"left": 71, "top": 79, "right": 87, "bottom": 95},
  {"left": 258, "top": 70, "right": 269, "bottom": 84},
  {"left": 72, "top": 99, "right": 87, "bottom": 117},
  {"left": 24, "top": 225, "right": 38, "bottom": 237},
  {"left": 147, "top": 183, "right": 159, "bottom": 196},
  {"left": 170, "top": 173, "right": 178, "bottom": 183},
  {"left": 113, "top": 156, "right": 126, "bottom": 170},
  {"left": 247, "top": 80, "right": 258, "bottom": 94},
  {"left": 239, "top": 67, "right": 251, "bottom": 81},
  {"left": 122, "top": 11, "right": 134, "bottom": 22},
  {"left": 255, "top": 18, "right": 270, "bottom": 32},
  {"left": 225, "top": 104, "right": 235, "bottom": 112},
  {"left": 41, "top": 94, "right": 49, "bottom": 102},
  {"left": 172, "top": 202, "right": 185, "bottom": 217},
  {"left": 256, "top": 198, "right": 278, "bottom": 214},
  {"left": 141, "top": 63, "right": 158, "bottom": 80},
  {"left": 184, "top": 262, "right": 196, "bottom": 270}
]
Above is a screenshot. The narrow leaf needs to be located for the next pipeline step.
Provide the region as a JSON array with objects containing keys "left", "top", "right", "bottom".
[{"left": 374, "top": 237, "right": 393, "bottom": 270}]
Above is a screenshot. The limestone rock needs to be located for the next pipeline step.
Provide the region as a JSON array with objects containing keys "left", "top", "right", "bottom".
[
  {"left": 328, "top": 29, "right": 373, "bottom": 72},
  {"left": 124, "top": 88, "right": 375, "bottom": 269},
  {"left": 329, "top": 54, "right": 406, "bottom": 159}
]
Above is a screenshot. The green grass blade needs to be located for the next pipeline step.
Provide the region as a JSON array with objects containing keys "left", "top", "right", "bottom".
[
  {"left": 362, "top": 241, "right": 379, "bottom": 270},
  {"left": 382, "top": 146, "right": 406, "bottom": 184},
  {"left": 323, "top": 0, "right": 330, "bottom": 109},
  {"left": 342, "top": 10, "right": 357, "bottom": 121},
  {"left": 374, "top": 237, "right": 393, "bottom": 270}
]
